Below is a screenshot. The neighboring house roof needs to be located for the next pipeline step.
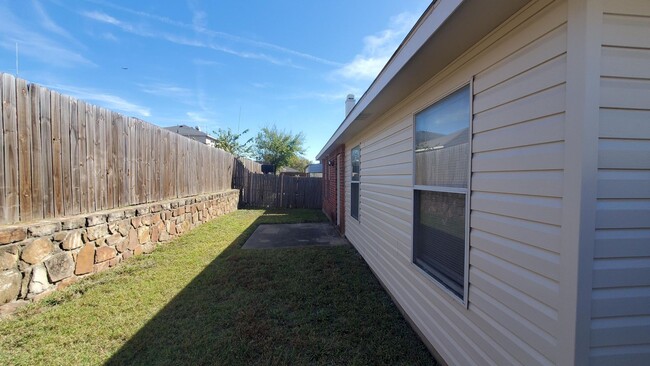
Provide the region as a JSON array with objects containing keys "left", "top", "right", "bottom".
[
  {"left": 279, "top": 167, "right": 300, "bottom": 173},
  {"left": 164, "top": 125, "right": 217, "bottom": 143},
  {"left": 306, "top": 163, "right": 322, "bottom": 174},
  {"left": 316, "top": 0, "right": 529, "bottom": 160}
]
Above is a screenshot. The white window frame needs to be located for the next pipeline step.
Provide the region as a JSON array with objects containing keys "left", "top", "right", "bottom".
[
  {"left": 350, "top": 145, "right": 361, "bottom": 221},
  {"left": 411, "top": 81, "right": 473, "bottom": 306}
]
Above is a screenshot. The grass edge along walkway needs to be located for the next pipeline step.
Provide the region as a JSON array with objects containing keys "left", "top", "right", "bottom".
[{"left": 0, "top": 209, "right": 435, "bottom": 365}]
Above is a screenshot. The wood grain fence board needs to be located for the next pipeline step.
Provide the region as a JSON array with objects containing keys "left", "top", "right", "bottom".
[
  {"left": 105, "top": 109, "right": 111, "bottom": 208},
  {"left": 154, "top": 127, "right": 161, "bottom": 201},
  {"left": 29, "top": 84, "right": 43, "bottom": 220},
  {"left": 50, "top": 91, "right": 63, "bottom": 217},
  {"left": 128, "top": 117, "right": 136, "bottom": 205},
  {"left": 115, "top": 113, "right": 126, "bottom": 207},
  {"left": 69, "top": 98, "right": 80, "bottom": 214},
  {"left": 0, "top": 75, "right": 246, "bottom": 224},
  {"left": 16, "top": 77, "right": 33, "bottom": 222},
  {"left": 60, "top": 95, "right": 73, "bottom": 215},
  {"left": 0, "top": 75, "right": 5, "bottom": 223},
  {"left": 40, "top": 87, "right": 54, "bottom": 218},
  {"left": 78, "top": 100, "right": 90, "bottom": 213},
  {"left": 92, "top": 106, "right": 106, "bottom": 210}
]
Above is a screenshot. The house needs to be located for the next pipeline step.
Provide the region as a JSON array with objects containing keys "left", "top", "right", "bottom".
[
  {"left": 317, "top": 0, "right": 650, "bottom": 365},
  {"left": 164, "top": 125, "right": 217, "bottom": 146},
  {"left": 306, "top": 163, "right": 323, "bottom": 177}
]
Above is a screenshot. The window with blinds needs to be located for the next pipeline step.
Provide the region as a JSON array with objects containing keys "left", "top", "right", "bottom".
[{"left": 413, "top": 85, "right": 471, "bottom": 300}]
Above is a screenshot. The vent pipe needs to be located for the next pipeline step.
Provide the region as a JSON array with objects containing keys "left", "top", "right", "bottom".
[{"left": 345, "top": 94, "right": 356, "bottom": 116}]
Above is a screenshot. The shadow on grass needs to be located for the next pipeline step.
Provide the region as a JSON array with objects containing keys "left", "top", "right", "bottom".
[{"left": 104, "top": 209, "right": 435, "bottom": 366}]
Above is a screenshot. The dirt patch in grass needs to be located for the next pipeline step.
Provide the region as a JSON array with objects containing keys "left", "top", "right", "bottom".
[{"left": 0, "top": 209, "right": 435, "bottom": 365}]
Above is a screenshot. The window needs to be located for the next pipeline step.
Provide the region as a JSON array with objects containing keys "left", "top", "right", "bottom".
[
  {"left": 413, "top": 85, "right": 471, "bottom": 300},
  {"left": 351, "top": 145, "right": 360, "bottom": 220}
]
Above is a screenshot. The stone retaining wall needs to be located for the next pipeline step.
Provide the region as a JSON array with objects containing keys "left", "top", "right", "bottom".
[{"left": 0, "top": 189, "right": 238, "bottom": 311}]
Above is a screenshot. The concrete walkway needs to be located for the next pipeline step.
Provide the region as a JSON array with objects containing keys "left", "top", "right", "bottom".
[{"left": 242, "top": 223, "right": 349, "bottom": 249}]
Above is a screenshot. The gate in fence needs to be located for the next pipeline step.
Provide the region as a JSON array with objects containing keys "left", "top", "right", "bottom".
[{"left": 233, "top": 172, "right": 322, "bottom": 209}]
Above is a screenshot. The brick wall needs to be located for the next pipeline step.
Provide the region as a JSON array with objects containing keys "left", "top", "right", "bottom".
[{"left": 321, "top": 145, "right": 345, "bottom": 235}]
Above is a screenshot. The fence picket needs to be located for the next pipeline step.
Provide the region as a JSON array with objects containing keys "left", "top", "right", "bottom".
[{"left": 0, "top": 74, "right": 265, "bottom": 224}]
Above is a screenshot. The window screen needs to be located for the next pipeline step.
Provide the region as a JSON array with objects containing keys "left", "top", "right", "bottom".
[{"left": 413, "top": 85, "right": 470, "bottom": 300}]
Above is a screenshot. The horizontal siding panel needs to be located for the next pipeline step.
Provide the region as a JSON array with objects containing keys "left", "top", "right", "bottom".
[
  {"left": 598, "top": 139, "right": 650, "bottom": 170},
  {"left": 359, "top": 210, "right": 410, "bottom": 259},
  {"left": 361, "top": 117, "right": 411, "bottom": 149},
  {"left": 470, "top": 287, "right": 557, "bottom": 361},
  {"left": 594, "top": 229, "right": 650, "bottom": 258},
  {"left": 590, "top": 344, "right": 650, "bottom": 366},
  {"left": 600, "top": 78, "right": 650, "bottom": 110},
  {"left": 600, "top": 109, "right": 650, "bottom": 140},
  {"left": 363, "top": 182, "right": 412, "bottom": 199},
  {"left": 473, "top": 84, "right": 566, "bottom": 133},
  {"left": 362, "top": 188, "right": 412, "bottom": 211},
  {"left": 362, "top": 162, "right": 412, "bottom": 177},
  {"left": 592, "top": 286, "right": 650, "bottom": 318},
  {"left": 471, "top": 248, "right": 560, "bottom": 310},
  {"left": 591, "top": 316, "right": 650, "bottom": 347},
  {"left": 474, "top": 23, "right": 567, "bottom": 93},
  {"left": 470, "top": 269, "right": 558, "bottom": 337},
  {"left": 467, "top": 304, "right": 553, "bottom": 366},
  {"left": 602, "top": 13, "right": 650, "bottom": 49},
  {"left": 597, "top": 170, "right": 650, "bottom": 199},
  {"left": 471, "top": 211, "right": 561, "bottom": 253},
  {"left": 473, "top": 141, "right": 565, "bottom": 172},
  {"left": 592, "top": 257, "right": 650, "bottom": 288},
  {"left": 604, "top": 0, "right": 650, "bottom": 16},
  {"left": 362, "top": 150, "right": 411, "bottom": 169},
  {"left": 474, "top": 54, "right": 566, "bottom": 114},
  {"left": 472, "top": 170, "right": 563, "bottom": 197},
  {"left": 471, "top": 191, "right": 563, "bottom": 226},
  {"left": 363, "top": 125, "right": 411, "bottom": 155},
  {"left": 601, "top": 46, "right": 650, "bottom": 80},
  {"left": 472, "top": 113, "right": 564, "bottom": 153},
  {"left": 361, "top": 193, "right": 412, "bottom": 224},
  {"left": 596, "top": 199, "right": 650, "bottom": 229},
  {"left": 363, "top": 141, "right": 411, "bottom": 163},
  {"left": 471, "top": 230, "right": 560, "bottom": 281},
  {"left": 359, "top": 201, "right": 411, "bottom": 235},
  {"left": 361, "top": 174, "right": 412, "bottom": 187}
]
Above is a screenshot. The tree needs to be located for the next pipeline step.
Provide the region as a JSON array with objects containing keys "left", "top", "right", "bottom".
[
  {"left": 254, "top": 125, "right": 306, "bottom": 170},
  {"left": 287, "top": 155, "right": 312, "bottom": 172},
  {"left": 212, "top": 128, "right": 254, "bottom": 158}
]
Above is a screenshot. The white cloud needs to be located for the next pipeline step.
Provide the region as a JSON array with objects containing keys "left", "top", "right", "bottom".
[
  {"left": 186, "top": 111, "right": 211, "bottom": 124},
  {"left": 334, "top": 12, "right": 419, "bottom": 81},
  {"left": 138, "top": 83, "right": 194, "bottom": 100},
  {"left": 79, "top": 0, "right": 341, "bottom": 67},
  {"left": 102, "top": 32, "right": 118, "bottom": 42},
  {"left": 0, "top": 5, "right": 93, "bottom": 68},
  {"left": 80, "top": 10, "right": 302, "bottom": 68},
  {"left": 81, "top": 10, "right": 120, "bottom": 25},
  {"left": 32, "top": 0, "right": 80, "bottom": 45},
  {"left": 48, "top": 83, "right": 151, "bottom": 117}
]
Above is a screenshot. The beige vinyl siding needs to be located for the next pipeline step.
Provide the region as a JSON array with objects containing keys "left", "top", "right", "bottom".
[
  {"left": 590, "top": 1, "right": 650, "bottom": 364},
  {"left": 342, "top": 1, "right": 569, "bottom": 364}
]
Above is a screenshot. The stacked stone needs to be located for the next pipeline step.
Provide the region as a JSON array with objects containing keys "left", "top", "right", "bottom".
[{"left": 0, "top": 189, "right": 238, "bottom": 312}]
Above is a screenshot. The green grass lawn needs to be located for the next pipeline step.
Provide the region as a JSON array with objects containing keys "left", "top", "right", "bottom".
[{"left": 0, "top": 209, "right": 435, "bottom": 366}]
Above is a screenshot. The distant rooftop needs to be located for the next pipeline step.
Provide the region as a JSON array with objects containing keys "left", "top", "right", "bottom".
[{"left": 164, "top": 125, "right": 217, "bottom": 143}]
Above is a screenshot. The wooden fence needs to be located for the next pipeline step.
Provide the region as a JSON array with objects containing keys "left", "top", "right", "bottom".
[
  {"left": 234, "top": 172, "right": 322, "bottom": 209},
  {"left": 0, "top": 73, "right": 237, "bottom": 224}
]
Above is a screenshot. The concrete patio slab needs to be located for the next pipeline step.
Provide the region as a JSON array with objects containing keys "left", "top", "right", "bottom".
[{"left": 242, "top": 223, "right": 349, "bottom": 249}]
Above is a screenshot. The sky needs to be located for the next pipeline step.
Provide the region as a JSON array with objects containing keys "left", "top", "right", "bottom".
[{"left": 0, "top": 0, "right": 430, "bottom": 161}]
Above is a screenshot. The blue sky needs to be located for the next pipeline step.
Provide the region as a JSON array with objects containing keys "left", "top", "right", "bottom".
[{"left": 0, "top": 0, "right": 430, "bottom": 161}]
